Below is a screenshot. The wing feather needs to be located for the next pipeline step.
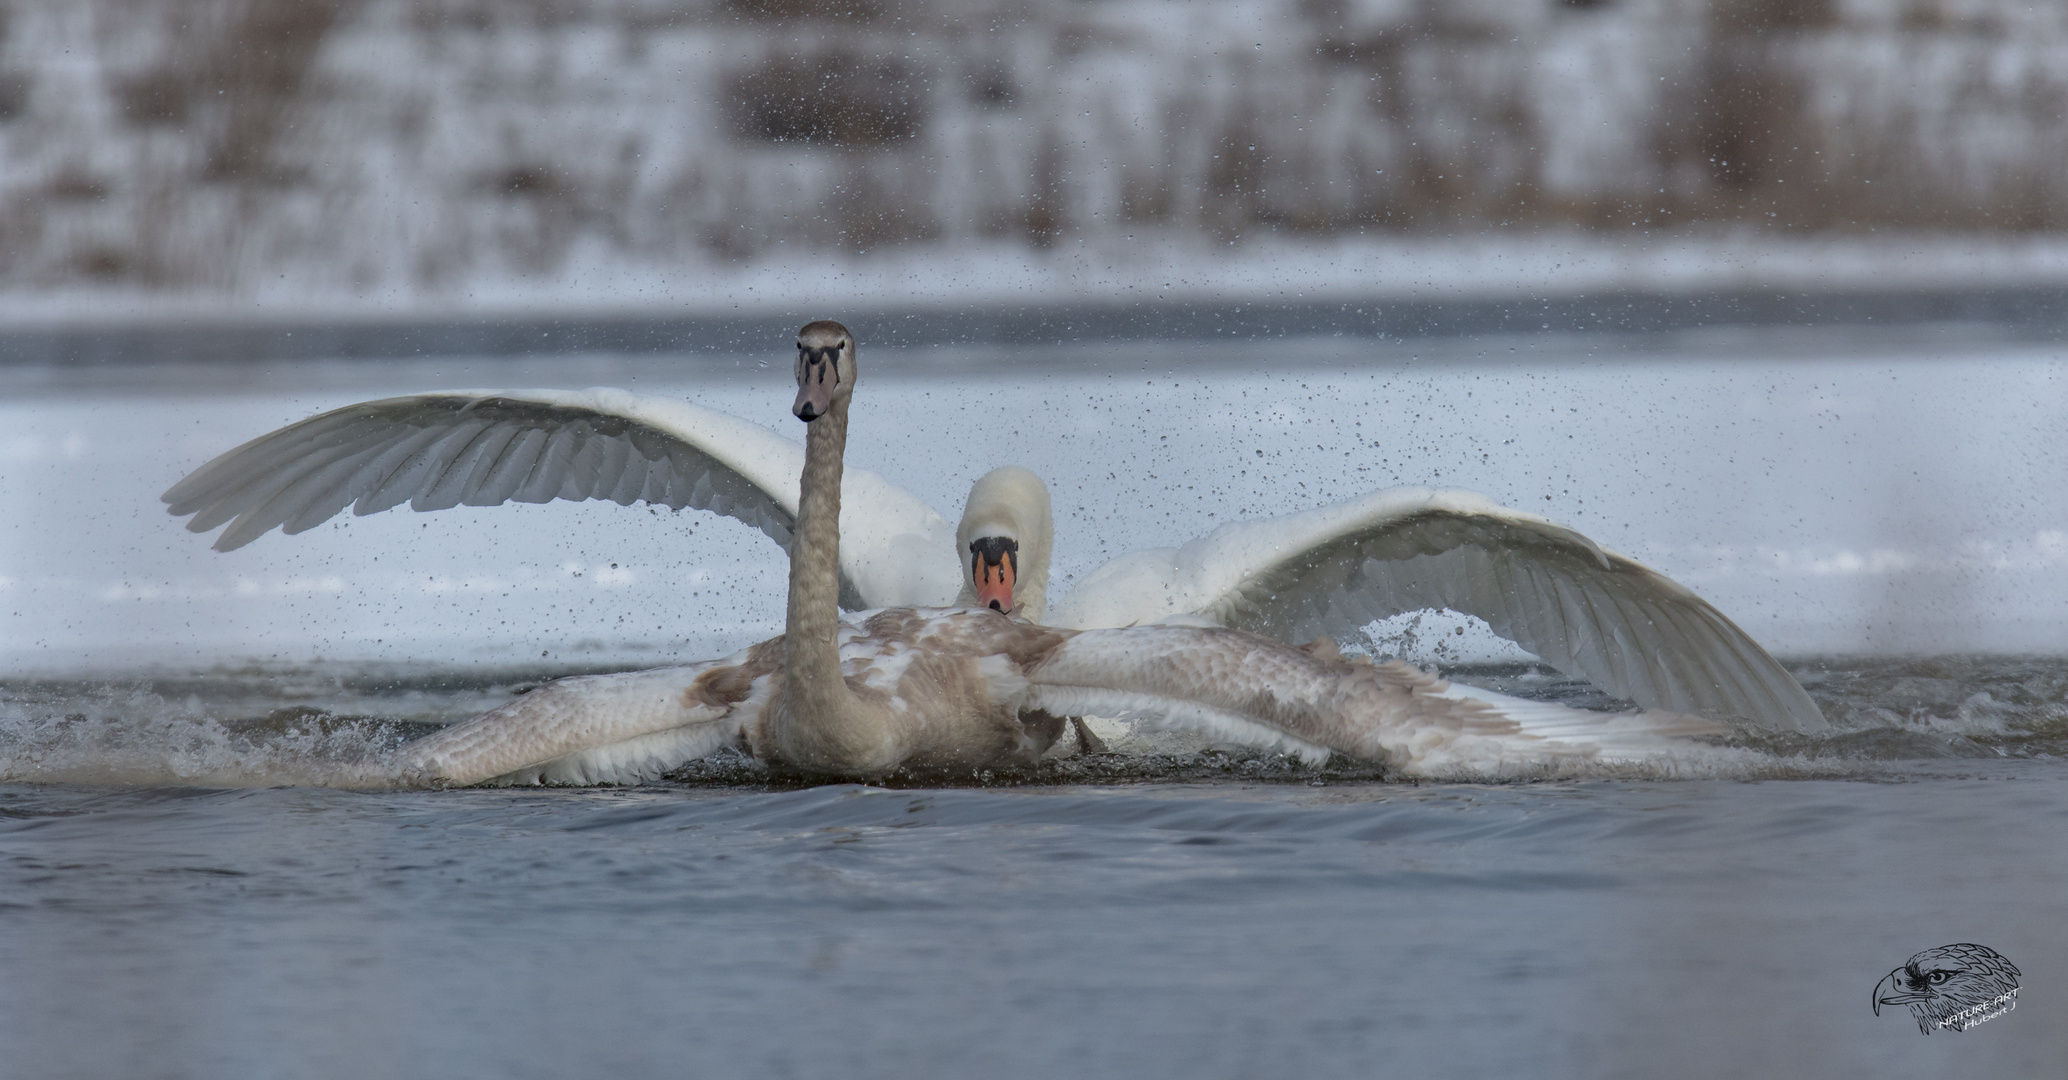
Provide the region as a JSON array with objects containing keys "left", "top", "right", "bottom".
[
  {"left": 1053, "top": 487, "right": 1824, "bottom": 732},
  {"left": 412, "top": 419, "right": 514, "bottom": 513},
  {"left": 602, "top": 436, "right": 647, "bottom": 506},
  {"left": 1025, "top": 624, "right": 1730, "bottom": 777},
  {"left": 180, "top": 418, "right": 405, "bottom": 535},
  {"left": 1560, "top": 573, "right": 1638, "bottom": 702},
  {"left": 445, "top": 423, "right": 528, "bottom": 509},
  {"left": 218, "top": 420, "right": 478, "bottom": 550},
  {"left": 553, "top": 421, "right": 606, "bottom": 503},
  {"left": 1660, "top": 599, "right": 1782, "bottom": 723},
  {"left": 469, "top": 426, "right": 549, "bottom": 507},
  {"left": 165, "top": 408, "right": 380, "bottom": 518},
  {"left": 376, "top": 660, "right": 760, "bottom": 788},
  {"left": 162, "top": 389, "right": 961, "bottom": 608},
  {"left": 346, "top": 423, "right": 466, "bottom": 516},
  {"left": 512, "top": 422, "right": 582, "bottom": 505}
]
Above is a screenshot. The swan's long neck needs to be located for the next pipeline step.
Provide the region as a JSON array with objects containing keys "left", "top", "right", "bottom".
[{"left": 784, "top": 397, "right": 854, "bottom": 720}]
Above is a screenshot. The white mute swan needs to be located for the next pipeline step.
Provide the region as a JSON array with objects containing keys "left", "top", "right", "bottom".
[
  {"left": 949, "top": 466, "right": 1825, "bottom": 733},
  {"left": 161, "top": 356, "right": 1821, "bottom": 733},
  {"left": 372, "top": 322, "right": 1730, "bottom": 787}
]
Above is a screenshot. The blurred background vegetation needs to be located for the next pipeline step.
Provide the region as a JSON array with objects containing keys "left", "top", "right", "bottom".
[{"left": 0, "top": 0, "right": 2062, "bottom": 293}]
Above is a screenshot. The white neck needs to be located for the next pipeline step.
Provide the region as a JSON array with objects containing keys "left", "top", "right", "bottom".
[{"left": 954, "top": 465, "right": 1054, "bottom": 621}]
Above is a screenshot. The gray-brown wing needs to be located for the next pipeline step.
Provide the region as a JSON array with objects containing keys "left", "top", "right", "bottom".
[
  {"left": 377, "top": 660, "right": 761, "bottom": 788},
  {"left": 1053, "top": 487, "right": 1824, "bottom": 733},
  {"left": 1212, "top": 507, "right": 1825, "bottom": 732},
  {"left": 162, "top": 388, "right": 805, "bottom": 553}
]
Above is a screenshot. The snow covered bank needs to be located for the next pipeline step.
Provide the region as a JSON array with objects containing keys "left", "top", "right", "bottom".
[{"left": 1, "top": 0, "right": 2067, "bottom": 312}]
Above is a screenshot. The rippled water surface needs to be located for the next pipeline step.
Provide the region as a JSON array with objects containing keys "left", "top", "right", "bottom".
[
  {"left": 3, "top": 764, "right": 2065, "bottom": 1077},
  {"left": 0, "top": 659, "right": 2065, "bottom": 1078}
]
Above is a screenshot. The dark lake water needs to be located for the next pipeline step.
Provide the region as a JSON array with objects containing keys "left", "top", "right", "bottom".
[{"left": 0, "top": 658, "right": 2065, "bottom": 1078}]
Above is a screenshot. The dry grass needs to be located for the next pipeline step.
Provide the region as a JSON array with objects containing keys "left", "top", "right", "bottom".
[
  {"left": 728, "top": 48, "right": 925, "bottom": 146},
  {"left": 111, "top": 0, "right": 357, "bottom": 182},
  {"left": 0, "top": 0, "right": 2065, "bottom": 290}
]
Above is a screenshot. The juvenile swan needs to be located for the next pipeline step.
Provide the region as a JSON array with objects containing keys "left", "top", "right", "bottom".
[
  {"left": 161, "top": 363, "right": 1820, "bottom": 733},
  {"left": 373, "top": 324, "right": 1729, "bottom": 787}
]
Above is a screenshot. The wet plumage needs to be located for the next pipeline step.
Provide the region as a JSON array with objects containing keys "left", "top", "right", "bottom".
[{"left": 363, "top": 323, "right": 1743, "bottom": 789}]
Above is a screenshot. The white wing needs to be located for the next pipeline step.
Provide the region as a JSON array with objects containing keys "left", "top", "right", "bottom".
[
  {"left": 372, "top": 660, "right": 769, "bottom": 788},
  {"left": 1048, "top": 487, "right": 1825, "bottom": 733},
  {"left": 1023, "top": 625, "right": 1730, "bottom": 778},
  {"left": 160, "top": 388, "right": 960, "bottom": 609}
]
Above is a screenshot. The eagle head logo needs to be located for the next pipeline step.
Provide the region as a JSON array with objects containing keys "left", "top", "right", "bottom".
[{"left": 1873, "top": 943, "right": 2021, "bottom": 1034}]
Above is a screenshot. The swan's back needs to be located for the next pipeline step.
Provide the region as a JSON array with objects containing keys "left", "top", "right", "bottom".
[{"left": 751, "top": 608, "right": 1075, "bottom": 776}]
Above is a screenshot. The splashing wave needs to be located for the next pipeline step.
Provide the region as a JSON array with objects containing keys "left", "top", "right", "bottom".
[{"left": 3, "top": 657, "right": 2064, "bottom": 789}]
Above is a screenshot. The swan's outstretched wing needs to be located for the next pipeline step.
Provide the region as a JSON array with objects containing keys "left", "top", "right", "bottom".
[
  {"left": 1023, "top": 625, "right": 1728, "bottom": 777},
  {"left": 370, "top": 658, "right": 775, "bottom": 788},
  {"left": 160, "top": 388, "right": 959, "bottom": 608},
  {"left": 1049, "top": 487, "right": 1825, "bottom": 733}
]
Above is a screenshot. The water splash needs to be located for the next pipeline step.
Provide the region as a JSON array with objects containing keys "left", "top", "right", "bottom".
[
  {"left": 0, "top": 682, "right": 419, "bottom": 787},
  {"left": 3, "top": 657, "right": 2064, "bottom": 789}
]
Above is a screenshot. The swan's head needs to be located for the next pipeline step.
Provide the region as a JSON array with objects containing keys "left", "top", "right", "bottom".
[
  {"left": 969, "top": 535, "right": 1018, "bottom": 613},
  {"left": 793, "top": 321, "right": 856, "bottom": 422},
  {"left": 955, "top": 466, "right": 1053, "bottom": 620}
]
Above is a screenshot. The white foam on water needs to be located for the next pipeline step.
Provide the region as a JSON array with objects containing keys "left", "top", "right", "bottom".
[
  {"left": 5, "top": 654, "right": 2060, "bottom": 789},
  {"left": 0, "top": 682, "right": 407, "bottom": 788}
]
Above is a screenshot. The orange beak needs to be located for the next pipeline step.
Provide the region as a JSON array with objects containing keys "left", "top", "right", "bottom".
[
  {"left": 975, "top": 557, "right": 1015, "bottom": 614},
  {"left": 969, "top": 536, "right": 1019, "bottom": 614}
]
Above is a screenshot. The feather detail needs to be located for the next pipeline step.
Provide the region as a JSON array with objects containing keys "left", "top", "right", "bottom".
[
  {"left": 161, "top": 389, "right": 959, "bottom": 609},
  {"left": 1048, "top": 486, "right": 1824, "bottom": 733},
  {"left": 377, "top": 660, "right": 756, "bottom": 788},
  {"left": 1027, "top": 625, "right": 1728, "bottom": 777}
]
